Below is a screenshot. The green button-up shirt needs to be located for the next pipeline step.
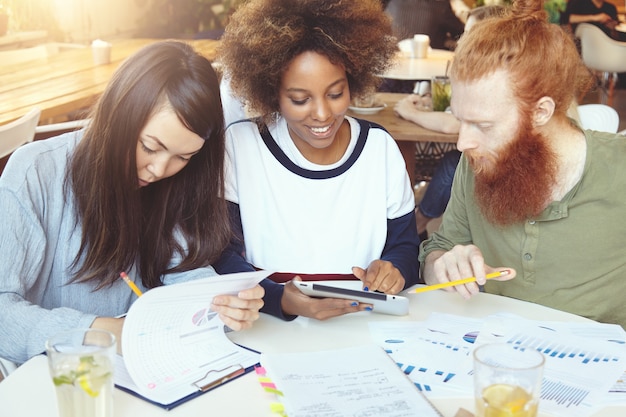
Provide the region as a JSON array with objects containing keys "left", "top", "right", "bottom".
[{"left": 420, "top": 130, "right": 626, "bottom": 330}]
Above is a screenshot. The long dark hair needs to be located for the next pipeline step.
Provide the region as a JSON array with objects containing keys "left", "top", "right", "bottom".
[{"left": 67, "top": 40, "right": 229, "bottom": 289}]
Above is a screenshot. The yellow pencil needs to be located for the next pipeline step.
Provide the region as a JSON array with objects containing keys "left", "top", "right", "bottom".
[
  {"left": 120, "top": 271, "right": 143, "bottom": 297},
  {"left": 413, "top": 270, "right": 511, "bottom": 294}
]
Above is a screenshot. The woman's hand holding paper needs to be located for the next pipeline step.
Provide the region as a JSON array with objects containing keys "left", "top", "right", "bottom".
[{"left": 210, "top": 284, "right": 265, "bottom": 331}]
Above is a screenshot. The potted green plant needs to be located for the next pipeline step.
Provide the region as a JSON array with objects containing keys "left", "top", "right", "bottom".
[{"left": 544, "top": 0, "right": 567, "bottom": 24}]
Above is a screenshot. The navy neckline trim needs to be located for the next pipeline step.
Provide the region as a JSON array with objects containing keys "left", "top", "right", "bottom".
[{"left": 258, "top": 118, "right": 387, "bottom": 180}]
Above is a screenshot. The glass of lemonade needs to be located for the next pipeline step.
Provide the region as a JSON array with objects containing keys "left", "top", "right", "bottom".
[
  {"left": 431, "top": 76, "right": 452, "bottom": 112},
  {"left": 473, "top": 343, "right": 545, "bottom": 417},
  {"left": 45, "top": 329, "right": 116, "bottom": 417}
]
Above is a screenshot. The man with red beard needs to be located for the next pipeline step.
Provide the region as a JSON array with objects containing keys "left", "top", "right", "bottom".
[{"left": 419, "top": 0, "right": 626, "bottom": 330}]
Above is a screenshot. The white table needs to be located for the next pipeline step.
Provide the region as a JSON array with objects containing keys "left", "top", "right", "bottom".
[
  {"left": 383, "top": 45, "right": 455, "bottom": 81},
  {"left": 1, "top": 288, "right": 624, "bottom": 417}
]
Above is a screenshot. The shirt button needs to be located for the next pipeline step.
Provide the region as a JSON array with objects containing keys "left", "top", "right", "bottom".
[
  {"left": 528, "top": 220, "right": 536, "bottom": 225},
  {"left": 524, "top": 253, "right": 532, "bottom": 261}
]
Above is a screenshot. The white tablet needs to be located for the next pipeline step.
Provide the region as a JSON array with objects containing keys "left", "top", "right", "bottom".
[{"left": 294, "top": 281, "right": 409, "bottom": 316}]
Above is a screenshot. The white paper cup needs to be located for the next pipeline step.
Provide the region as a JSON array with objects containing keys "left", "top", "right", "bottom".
[
  {"left": 412, "top": 34, "right": 430, "bottom": 59},
  {"left": 91, "top": 40, "right": 112, "bottom": 65}
]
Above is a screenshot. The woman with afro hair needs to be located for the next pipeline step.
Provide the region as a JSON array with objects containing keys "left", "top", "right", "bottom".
[{"left": 215, "top": 0, "right": 420, "bottom": 320}]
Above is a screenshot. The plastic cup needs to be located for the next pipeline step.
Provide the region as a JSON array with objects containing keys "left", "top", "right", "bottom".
[
  {"left": 46, "top": 329, "right": 116, "bottom": 417},
  {"left": 431, "top": 76, "right": 452, "bottom": 112},
  {"left": 412, "top": 34, "right": 430, "bottom": 59},
  {"left": 473, "top": 343, "right": 545, "bottom": 417}
]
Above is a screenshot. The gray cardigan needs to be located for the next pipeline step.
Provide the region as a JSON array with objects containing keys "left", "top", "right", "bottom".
[{"left": 0, "top": 131, "right": 217, "bottom": 364}]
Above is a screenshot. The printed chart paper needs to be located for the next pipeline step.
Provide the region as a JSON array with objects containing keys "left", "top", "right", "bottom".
[
  {"left": 369, "top": 313, "right": 626, "bottom": 417},
  {"left": 476, "top": 315, "right": 626, "bottom": 417},
  {"left": 118, "top": 270, "right": 270, "bottom": 407},
  {"left": 261, "top": 345, "right": 442, "bottom": 417}
]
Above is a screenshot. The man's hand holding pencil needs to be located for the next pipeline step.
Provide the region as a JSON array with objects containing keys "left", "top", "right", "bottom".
[{"left": 421, "top": 244, "right": 516, "bottom": 299}]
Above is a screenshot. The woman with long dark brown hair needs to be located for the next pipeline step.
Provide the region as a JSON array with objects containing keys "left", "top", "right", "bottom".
[{"left": 0, "top": 41, "right": 264, "bottom": 365}]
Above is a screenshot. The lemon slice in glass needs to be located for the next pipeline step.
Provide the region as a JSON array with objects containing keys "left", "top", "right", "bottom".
[
  {"left": 56, "top": 355, "right": 109, "bottom": 398},
  {"left": 77, "top": 356, "right": 111, "bottom": 397},
  {"left": 482, "top": 383, "right": 535, "bottom": 417}
]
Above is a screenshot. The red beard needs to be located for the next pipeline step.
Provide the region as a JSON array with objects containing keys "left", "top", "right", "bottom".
[{"left": 466, "top": 119, "right": 558, "bottom": 226}]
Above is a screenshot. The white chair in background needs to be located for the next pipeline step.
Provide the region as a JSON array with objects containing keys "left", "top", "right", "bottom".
[
  {"left": 34, "top": 118, "right": 90, "bottom": 136},
  {"left": 0, "top": 107, "right": 41, "bottom": 159},
  {"left": 577, "top": 103, "right": 620, "bottom": 133},
  {"left": 574, "top": 23, "right": 626, "bottom": 105}
]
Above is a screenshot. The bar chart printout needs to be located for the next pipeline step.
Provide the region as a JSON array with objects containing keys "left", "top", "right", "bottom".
[
  {"left": 369, "top": 313, "right": 626, "bottom": 417},
  {"left": 369, "top": 315, "right": 482, "bottom": 396},
  {"left": 477, "top": 316, "right": 626, "bottom": 417}
]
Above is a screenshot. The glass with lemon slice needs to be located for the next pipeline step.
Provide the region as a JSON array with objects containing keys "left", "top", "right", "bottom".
[
  {"left": 473, "top": 343, "right": 545, "bottom": 417},
  {"left": 46, "top": 329, "right": 116, "bottom": 417}
]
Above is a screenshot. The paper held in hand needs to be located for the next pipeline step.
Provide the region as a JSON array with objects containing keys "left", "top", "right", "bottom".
[{"left": 115, "top": 270, "right": 271, "bottom": 409}]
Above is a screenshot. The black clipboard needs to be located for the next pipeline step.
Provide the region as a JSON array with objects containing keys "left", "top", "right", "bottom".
[
  {"left": 114, "top": 344, "right": 260, "bottom": 410},
  {"left": 116, "top": 271, "right": 271, "bottom": 410}
]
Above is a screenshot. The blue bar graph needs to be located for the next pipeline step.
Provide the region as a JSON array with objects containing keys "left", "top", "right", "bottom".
[
  {"left": 541, "top": 378, "right": 590, "bottom": 407},
  {"left": 396, "top": 361, "right": 457, "bottom": 386},
  {"left": 506, "top": 334, "right": 620, "bottom": 365}
]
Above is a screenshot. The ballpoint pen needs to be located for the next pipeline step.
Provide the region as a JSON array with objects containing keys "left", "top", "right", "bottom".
[
  {"left": 413, "top": 269, "right": 511, "bottom": 294},
  {"left": 120, "top": 271, "right": 143, "bottom": 297}
]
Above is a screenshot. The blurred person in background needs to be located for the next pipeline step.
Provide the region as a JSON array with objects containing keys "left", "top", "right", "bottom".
[
  {"left": 560, "top": 0, "right": 624, "bottom": 41},
  {"left": 394, "top": 5, "right": 507, "bottom": 242}
]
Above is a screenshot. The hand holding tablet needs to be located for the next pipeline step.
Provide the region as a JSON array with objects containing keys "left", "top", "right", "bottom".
[{"left": 294, "top": 281, "right": 409, "bottom": 316}]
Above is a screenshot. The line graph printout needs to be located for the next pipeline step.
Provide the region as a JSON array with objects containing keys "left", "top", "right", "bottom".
[
  {"left": 119, "top": 270, "right": 270, "bottom": 406},
  {"left": 369, "top": 313, "right": 483, "bottom": 397},
  {"left": 476, "top": 316, "right": 626, "bottom": 417}
]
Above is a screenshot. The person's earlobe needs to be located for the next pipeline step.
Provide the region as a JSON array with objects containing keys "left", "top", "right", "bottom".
[{"left": 533, "top": 96, "right": 555, "bottom": 127}]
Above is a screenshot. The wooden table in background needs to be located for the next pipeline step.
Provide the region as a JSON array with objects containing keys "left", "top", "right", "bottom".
[
  {"left": 0, "top": 38, "right": 219, "bottom": 127},
  {"left": 0, "top": 30, "right": 49, "bottom": 50},
  {"left": 383, "top": 48, "right": 455, "bottom": 81},
  {"left": 347, "top": 92, "right": 458, "bottom": 185},
  {"left": 1, "top": 46, "right": 452, "bottom": 186}
]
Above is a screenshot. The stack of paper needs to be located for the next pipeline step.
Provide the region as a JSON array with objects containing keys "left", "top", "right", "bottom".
[
  {"left": 261, "top": 344, "right": 443, "bottom": 417},
  {"left": 369, "top": 313, "right": 626, "bottom": 417}
]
